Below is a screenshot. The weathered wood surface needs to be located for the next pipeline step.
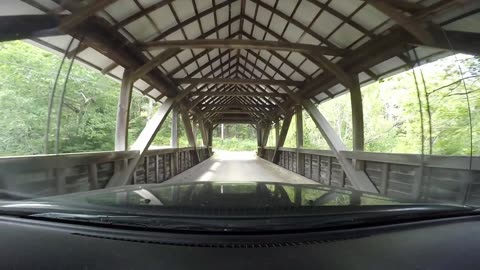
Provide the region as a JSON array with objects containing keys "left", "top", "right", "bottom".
[
  {"left": 260, "top": 147, "right": 480, "bottom": 205},
  {"left": 0, "top": 147, "right": 211, "bottom": 199}
]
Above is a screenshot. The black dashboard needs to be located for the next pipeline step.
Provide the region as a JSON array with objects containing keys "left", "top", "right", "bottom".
[{"left": 0, "top": 215, "right": 479, "bottom": 269}]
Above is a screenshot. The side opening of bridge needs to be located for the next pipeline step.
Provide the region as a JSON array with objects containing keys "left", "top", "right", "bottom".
[{"left": 0, "top": 1, "right": 479, "bottom": 205}]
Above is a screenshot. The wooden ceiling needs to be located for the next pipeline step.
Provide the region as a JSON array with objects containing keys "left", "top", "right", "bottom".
[{"left": 4, "top": 0, "right": 480, "bottom": 125}]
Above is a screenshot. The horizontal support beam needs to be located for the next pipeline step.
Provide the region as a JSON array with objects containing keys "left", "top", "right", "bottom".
[
  {"left": 140, "top": 39, "right": 345, "bottom": 56},
  {"left": 190, "top": 91, "right": 288, "bottom": 98},
  {"left": 177, "top": 78, "right": 302, "bottom": 87},
  {"left": 198, "top": 104, "right": 277, "bottom": 109},
  {"left": 212, "top": 119, "right": 256, "bottom": 124},
  {"left": 205, "top": 111, "right": 267, "bottom": 114},
  {"left": 211, "top": 116, "right": 256, "bottom": 121}
]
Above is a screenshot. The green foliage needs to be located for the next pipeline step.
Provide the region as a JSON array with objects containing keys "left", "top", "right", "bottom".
[
  {"left": 0, "top": 41, "right": 173, "bottom": 156},
  {"left": 213, "top": 137, "right": 257, "bottom": 151},
  {"left": 300, "top": 54, "right": 480, "bottom": 155},
  {"left": 212, "top": 124, "right": 257, "bottom": 151}
]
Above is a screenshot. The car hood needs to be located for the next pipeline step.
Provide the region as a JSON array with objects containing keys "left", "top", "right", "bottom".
[{"left": 0, "top": 181, "right": 406, "bottom": 216}]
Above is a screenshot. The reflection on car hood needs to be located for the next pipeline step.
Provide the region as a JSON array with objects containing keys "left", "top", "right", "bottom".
[{"left": 1, "top": 181, "right": 404, "bottom": 215}]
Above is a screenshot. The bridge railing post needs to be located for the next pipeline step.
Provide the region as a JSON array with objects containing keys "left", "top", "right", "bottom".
[{"left": 295, "top": 105, "right": 305, "bottom": 176}]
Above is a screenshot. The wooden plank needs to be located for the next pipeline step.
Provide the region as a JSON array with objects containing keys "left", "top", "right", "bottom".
[
  {"left": 107, "top": 98, "right": 175, "bottom": 187},
  {"left": 380, "top": 163, "right": 390, "bottom": 195},
  {"left": 154, "top": 155, "right": 159, "bottom": 183},
  {"left": 115, "top": 69, "right": 133, "bottom": 151},
  {"left": 141, "top": 39, "right": 345, "bottom": 56},
  {"left": 87, "top": 163, "right": 98, "bottom": 190},
  {"left": 0, "top": 151, "right": 138, "bottom": 172},
  {"left": 177, "top": 78, "right": 302, "bottom": 87},
  {"left": 341, "top": 151, "right": 480, "bottom": 170},
  {"left": 144, "top": 156, "right": 150, "bottom": 183}
]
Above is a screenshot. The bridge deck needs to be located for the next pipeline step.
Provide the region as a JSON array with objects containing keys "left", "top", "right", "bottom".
[{"left": 165, "top": 150, "right": 316, "bottom": 185}]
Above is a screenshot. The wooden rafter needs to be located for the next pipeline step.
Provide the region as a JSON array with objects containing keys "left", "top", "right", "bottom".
[
  {"left": 149, "top": 0, "right": 235, "bottom": 42},
  {"left": 113, "top": 0, "right": 174, "bottom": 30},
  {"left": 250, "top": 0, "right": 341, "bottom": 50}
]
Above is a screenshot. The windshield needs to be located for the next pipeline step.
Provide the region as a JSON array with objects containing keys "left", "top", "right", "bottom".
[{"left": 0, "top": 1, "right": 479, "bottom": 231}]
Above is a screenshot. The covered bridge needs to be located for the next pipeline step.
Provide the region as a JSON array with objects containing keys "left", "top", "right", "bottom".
[{"left": 1, "top": 0, "right": 479, "bottom": 204}]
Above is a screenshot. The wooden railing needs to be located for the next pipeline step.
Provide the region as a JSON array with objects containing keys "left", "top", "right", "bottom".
[
  {"left": 131, "top": 147, "right": 211, "bottom": 185},
  {"left": 260, "top": 147, "right": 480, "bottom": 205},
  {"left": 0, "top": 147, "right": 211, "bottom": 199}
]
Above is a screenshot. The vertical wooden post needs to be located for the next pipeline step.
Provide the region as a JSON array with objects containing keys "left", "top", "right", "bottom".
[
  {"left": 155, "top": 155, "right": 159, "bottom": 183},
  {"left": 180, "top": 106, "right": 200, "bottom": 163},
  {"left": 198, "top": 120, "right": 211, "bottom": 156},
  {"left": 171, "top": 107, "right": 179, "bottom": 175},
  {"left": 350, "top": 75, "right": 365, "bottom": 170},
  {"left": 256, "top": 125, "right": 262, "bottom": 156},
  {"left": 88, "top": 163, "right": 98, "bottom": 190},
  {"left": 115, "top": 69, "right": 133, "bottom": 151},
  {"left": 380, "top": 163, "right": 389, "bottom": 195},
  {"left": 275, "top": 120, "right": 280, "bottom": 143},
  {"left": 272, "top": 112, "right": 293, "bottom": 164},
  {"left": 162, "top": 154, "right": 167, "bottom": 181},
  {"left": 207, "top": 125, "right": 213, "bottom": 155},
  {"left": 171, "top": 107, "right": 178, "bottom": 148},
  {"left": 144, "top": 156, "right": 150, "bottom": 183},
  {"left": 261, "top": 123, "right": 271, "bottom": 158},
  {"left": 296, "top": 105, "right": 305, "bottom": 176}
]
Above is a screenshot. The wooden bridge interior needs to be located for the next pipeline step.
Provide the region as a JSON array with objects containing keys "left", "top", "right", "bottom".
[{"left": 1, "top": 0, "right": 480, "bottom": 204}]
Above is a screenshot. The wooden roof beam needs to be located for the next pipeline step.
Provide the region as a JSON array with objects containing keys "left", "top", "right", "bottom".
[
  {"left": 141, "top": 39, "right": 346, "bottom": 56},
  {"left": 177, "top": 78, "right": 303, "bottom": 87},
  {"left": 113, "top": 0, "right": 174, "bottom": 30},
  {"left": 59, "top": 0, "right": 117, "bottom": 32},
  {"left": 366, "top": 0, "right": 435, "bottom": 45},
  {"left": 132, "top": 27, "right": 240, "bottom": 81},
  {"left": 190, "top": 91, "right": 288, "bottom": 98},
  {"left": 199, "top": 104, "right": 277, "bottom": 109}
]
